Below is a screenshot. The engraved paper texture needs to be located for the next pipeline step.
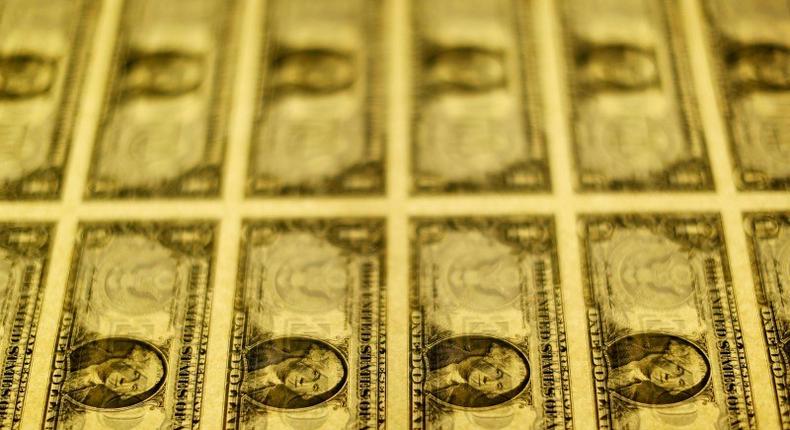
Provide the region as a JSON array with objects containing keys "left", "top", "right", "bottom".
[
  {"left": 0, "top": 0, "right": 96, "bottom": 200},
  {"left": 744, "top": 213, "right": 790, "bottom": 426},
  {"left": 410, "top": 217, "right": 572, "bottom": 429},
  {"left": 0, "top": 224, "right": 52, "bottom": 429},
  {"left": 43, "top": 222, "right": 215, "bottom": 429},
  {"left": 411, "top": 0, "right": 548, "bottom": 193},
  {"left": 560, "top": 0, "right": 712, "bottom": 191},
  {"left": 248, "top": 0, "right": 385, "bottom": 196},
  {"left": 703, "top": 1, "right": 790, "bottom": 190},
  {"left": 581, "top": 214, "right": 754, "bottom": 429},
  {"left": 87, "top": 0, "right": 236, "bottom": 198},
  {"left": 225, "top": 220, "right": 386, "bottom": 429}
]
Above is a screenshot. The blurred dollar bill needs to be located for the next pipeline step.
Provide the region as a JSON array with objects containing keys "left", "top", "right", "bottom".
[
  {"left": 87, "top": 0, "right": 237, "bottom": 198},
  {"left": 560, "top": 0, "right": 713, "bottom": 191}
]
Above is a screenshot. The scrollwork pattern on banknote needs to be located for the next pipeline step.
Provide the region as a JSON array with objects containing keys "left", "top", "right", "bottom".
[
  {"left": 87, "top": 0, "right": 237, "bottom": 198},
  {"left": 0, "top": 0, "right": 97, "bottom": 200},
  {"left": 411, "top": 0, "right": 549, "bottom": 194},
  {"left": 410, "top": 217, "right": 572, "bottom": 429},
  {"left": 560, "top": 0, "right": 713, "bottom": 191},
  {"left": 44, "top": 222, "right": 215, "bottom": 429},
  {"left": 744, "top": 212, "right": 790, "bottom": 426},
  {"left": 247, "top": 0, "right": 385, "bottom": 196},
  {"left": 702, "top": 1, "right": 790, "bottom": 190},
  {"left": 0, "top": 223, "right": 52, "bottom": 429},
  {"left": 580, "top": 214, "right": 754, "bottom": 429},
  {"left": 225, "top": 219, "right": 386, "bottom": 429}
]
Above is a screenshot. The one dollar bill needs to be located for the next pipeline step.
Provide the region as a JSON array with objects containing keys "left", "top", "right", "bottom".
[
  {"left": 225, "top": 219, "right": 386, "bottom": 428},
  {"left": 580, "top": 214, "right": 754, "bottom": 428},
  {"left": 247, "top": 0, "right": 385, "bottom": 196},
  {"left": 43, "top": 222, "right": 215, "bottom": 429},
  {"left": 87, "top": 0, "right": 237, "bottom": 198},
  {"left": 744, "top": 213, "right": 790, "bottom": 426},
  {"left": 411, "top": 0, "right": 549, "bottom": 194},
  {"left": 559, "top": 0, "right": 713, "bottom": 191},
  {"left": 410, "top": 217, "right": 572, "bottom": 429},
  {"left": 702, "top": 1, "right": 790, "bottom": 190},
  {"left": 0, "top": 223, "right": 53, "bottom": 429},
  {"left": 0, "top": 0, "right": 97, "bottom": 200}
]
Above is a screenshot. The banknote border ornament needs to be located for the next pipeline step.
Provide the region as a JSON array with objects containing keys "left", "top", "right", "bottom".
[
  {"left": 85, "top": 0, "right": 239, "bottom": 199},
  {"left": 43, "top": 221, "right": 216, "bottom": 429},
  {"left": 0, "top": 1, "right": 99, "bottom": 200},
  {"left": 224, "top": 218, "right": 387, "bottom": 428},
  {"left": 559, "top": 0, "right": 714, "bottom": 192},
  {"left": 410, "top": 0, "right": 551, "bottom": 195},
  {"left": 246, "top": 0, "right": 387, "bottom": 197},
  {"left": 409, "top": 216, "right": 572, "bottom": 429},
  {"left": 0, "top": 223, "right": 53, "bottom": 429},
  {"left": 744, "top": 212, "right": 790, "bottom": 426},
  {"left": 579, "top": 213, "right": 756, "bottom": 428}
]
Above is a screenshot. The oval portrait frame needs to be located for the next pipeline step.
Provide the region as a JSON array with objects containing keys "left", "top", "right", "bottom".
[
  {"left": 605, "top": 332, "right": 712, "bottom": 407},
  {"left": 423, "top": 335, "right": 531, "bottom": 410},
  {"left": 242, "top": 336, "right": 349, "bottom": 411},
  {"left": 64, "top": 337, "right": 168, "bottom": 411}
]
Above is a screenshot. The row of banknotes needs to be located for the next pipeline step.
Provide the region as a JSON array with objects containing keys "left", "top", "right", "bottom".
[
  {"left": 1, "top": 0, "right": 789, "bottom": 429},
  {"left": 0, "top": 213, "right": 789, "bottom": 428},
  {"left": 1, "top": 0, "right": 789, "bottom": 200}
]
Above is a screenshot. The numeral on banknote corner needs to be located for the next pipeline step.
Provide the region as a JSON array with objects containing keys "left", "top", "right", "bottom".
[
  {"left": 411, "top": 0, "right": 549, "bottom": 194},
  {"left": 0, "top": 0, "right": 97, "bottom": 200},
  {"left": 43, "top": 222, "right": 215, "bottom": 429},
  {"left": 246, "top": 0, "right": 385, "bottom": 196},
  {"left": 560, "top": 0, "right": 713, "bottom": 191},
  {"left": 702, "top": 1, "right": 790, "bottom": 190},
  {"left": 225, "top": 219, "right": 386, "bottom": 428},
  {"left": 579, "top": 213, "right": 755, "bottom": 428},
  {"left": 86, "top": 0, "right": 237, "bottom": 199},
  {"left": 744, "top": 212, "right": 790, "bottom": 426},
  {"left": 410, "top": 217, "right": 572, "bottom": 429},
  {"left": 0, "top": 223, "right": 53, "bottom": 429}
]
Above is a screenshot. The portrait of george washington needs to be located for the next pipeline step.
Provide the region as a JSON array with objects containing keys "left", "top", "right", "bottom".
[
  {"left": 242, "top": 337, "right": 347, "bottom": 409},
  {"left": 63, "top": 338, "right": 167, "bottom": 409},
  {"left": 425, "top": 335, "right": 530, "bottom": 408},
  {"left": 607, "top": 333, "right": 711, "bottom": 405}
]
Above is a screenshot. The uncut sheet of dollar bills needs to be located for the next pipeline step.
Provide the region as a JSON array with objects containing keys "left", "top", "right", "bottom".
[{"left": 0, "top": 0, "right": 788, "bottom": 429}]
